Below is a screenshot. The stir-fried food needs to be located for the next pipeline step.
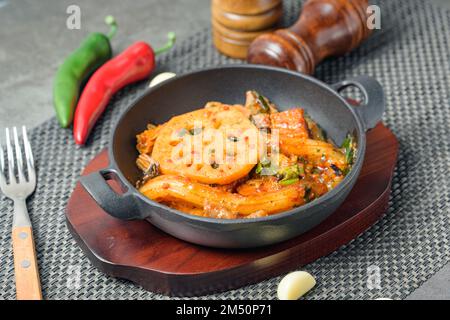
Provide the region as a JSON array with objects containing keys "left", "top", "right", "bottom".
[{"left": 136, "top": 91, "right": 356, "bottom": 219}]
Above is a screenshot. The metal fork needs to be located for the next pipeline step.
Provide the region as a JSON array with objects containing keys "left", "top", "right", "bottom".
[{"left": 0, "top": 127, "right": 42, "bottom": 300}]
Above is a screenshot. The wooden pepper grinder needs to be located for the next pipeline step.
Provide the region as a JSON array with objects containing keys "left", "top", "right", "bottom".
[
  {"left": 212, "top": 0, "right": 283, "bottom": 59},
  {"left": 247, "top": 0, "right": 372, "bottom": 74}
]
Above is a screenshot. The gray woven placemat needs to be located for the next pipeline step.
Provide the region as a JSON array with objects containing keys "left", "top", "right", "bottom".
[{"left": 1, "top": 0, "right": 449, "bottom": 300}]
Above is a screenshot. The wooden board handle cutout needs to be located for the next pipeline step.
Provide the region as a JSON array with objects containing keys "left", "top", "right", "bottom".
[
  {"left": 247, "top": 0, "right": 372, "bottom": 74},
  {"left": 12, "top": 226, "right": 43, "bottom": 300}
]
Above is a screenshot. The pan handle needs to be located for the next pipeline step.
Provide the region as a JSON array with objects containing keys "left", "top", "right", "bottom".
[
  {"left": 331, "top": 75, "right": 385, "bottom": 131},
  {"left": 79, "top": 168, "right": 144, "bottom": 220}
]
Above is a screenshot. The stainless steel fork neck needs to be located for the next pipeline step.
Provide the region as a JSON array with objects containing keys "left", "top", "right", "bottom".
[{"left": 12, "top": 198, "right": 31, "bottom": 227}]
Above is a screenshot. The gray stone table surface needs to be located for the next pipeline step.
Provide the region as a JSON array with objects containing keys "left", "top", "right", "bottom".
[{"left": 0, "top": 0, "right": 449, "bottom": 300}]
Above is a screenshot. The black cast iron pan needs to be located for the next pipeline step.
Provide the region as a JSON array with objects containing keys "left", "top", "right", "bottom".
[{"left": 80, "top": 65, "right": 385, "bottom": 248}]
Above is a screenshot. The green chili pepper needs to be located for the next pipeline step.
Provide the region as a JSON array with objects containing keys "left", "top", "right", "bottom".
[{"left": 53, "top": 16, "right": 118, "bottom": 128}]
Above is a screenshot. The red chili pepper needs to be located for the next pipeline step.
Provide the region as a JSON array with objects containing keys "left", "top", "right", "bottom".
[{"left": 73, "top": 32, "right": 176, "bottom": 145}]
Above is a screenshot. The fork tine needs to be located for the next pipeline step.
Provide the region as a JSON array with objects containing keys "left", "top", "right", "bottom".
[
  {"left": 5, "top": 128, "right": 16, "bottom": 184},
  {"left": 0, "top": 144, "right": 6, "bottom": 188},
  {"left": 13, "top": 127, "right": 25, "bottom": 182},
  {"left": 22, "top": 126, "right": 35, "bottom": 184}
]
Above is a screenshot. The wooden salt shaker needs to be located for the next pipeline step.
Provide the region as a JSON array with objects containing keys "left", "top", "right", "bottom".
[
  {"left": 212, "top": 0, "right": 283, "bottom": 59},
  {"left": 247, "top": 0, "right": 372, "bottom": 74}
]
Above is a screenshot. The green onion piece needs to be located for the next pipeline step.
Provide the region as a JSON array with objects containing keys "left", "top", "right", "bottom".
[
  {"left": 255, "top": 163, "right": 263, "bottom": 174},
  {"left": 256, "top": 94, "right": 271, "bottom": 113},
  {"left": 280, "top": 178, "right": 300, "bottom": 186},
  {"left": 341, "top": 135, "right": 355, "bottom": 165},
  {"left": 341, "top": 137, "right": 350, "bottom": 149},
  {"left": 345, "top": 148, "right": 354, "bottom": 165},
  {"left": 277, "top": 164, "right": 304, "bottom": 184}
]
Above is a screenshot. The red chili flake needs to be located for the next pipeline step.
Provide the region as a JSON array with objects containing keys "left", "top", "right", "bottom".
[{"left": 162, "top": 183, "right": 170, "bottom": 189}]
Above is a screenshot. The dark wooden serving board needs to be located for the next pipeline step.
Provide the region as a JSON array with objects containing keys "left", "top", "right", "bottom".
[{"left": 66, "top": 123, "right": 398, "bottom": 297}]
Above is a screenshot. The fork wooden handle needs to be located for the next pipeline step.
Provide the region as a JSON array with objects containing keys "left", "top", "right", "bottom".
[{"left": 12, "top": 226, "right": 43, "bottom": 300}]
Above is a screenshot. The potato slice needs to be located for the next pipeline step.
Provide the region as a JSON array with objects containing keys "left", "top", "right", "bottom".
[
  {"left": 139, "top": 175, "right": 305, "bottom": 216},
  {"left": 151, "top": 104, "right": 262, "bottom": 185},
  {"left": 237, "top": 177, "right": 282, "bottom": 196},
  {"left": 281, "top": 138, "right": 347, "bottom": 169}
]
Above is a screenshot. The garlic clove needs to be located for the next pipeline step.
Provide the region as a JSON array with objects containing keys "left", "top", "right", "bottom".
[
  {"left": 277, "top": 271, "right": 316, "bottom": 300},
  {"left": 149, "top": 72, "right": 176, "bottom": 88}
]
